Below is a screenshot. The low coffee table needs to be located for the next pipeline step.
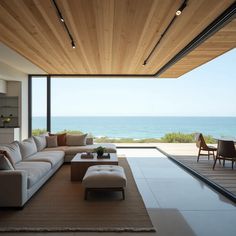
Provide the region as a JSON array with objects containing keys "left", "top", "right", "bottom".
[{"left": 71, "top": 153, "right": 118, "bottom": 181}]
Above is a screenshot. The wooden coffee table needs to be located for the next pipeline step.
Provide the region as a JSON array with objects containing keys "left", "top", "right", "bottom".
[{"left": 71, "top": 153, "right": 118, "bottom": 181}]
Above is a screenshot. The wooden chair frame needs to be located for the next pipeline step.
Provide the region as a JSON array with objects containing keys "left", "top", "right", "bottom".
[
  {"left": 213, "top": 140, "right": 236, "bottom": 170},
  {"left": 196, "top": 133, "right": 217, "bottom": 162}
]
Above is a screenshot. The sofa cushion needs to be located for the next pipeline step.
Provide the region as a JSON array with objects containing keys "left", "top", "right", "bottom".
[
  {"left": 19, "top": 137, "right": 38, "bottom": 159},
  {"left": 46, "top": 136, "right": 58, "bottom": 148},
  {"left": 33, "top": 134, "right": 47, "bottom": 151},
  {"left": 0, "top": 141, "right": 22, "bottom": 166},
  {"left": 86, "top": 137, "right": 93, "bottom": 145},
  {"left": 0, "top": 154, "right": 14, "bottom": 170},
  {"left": 15, "top": 161, "right": 51, "bottom": 189},
  {"left": 43, "top": 146, "right": 67, "bottom": 152},
  {"left": 82, "top": 165, "right": 127, "bottom": 188},
  {"left": 49, "top": 133, "right": 67, "bottom": 146},
  {"left": 66, "top": 134, "right": 87, "bottom": 146},
  {"left": 24, "top": 150, "right": 64, "bottom": 167},
  {"left": 64, "top": 143, "right": 117, "bottom": 155}
]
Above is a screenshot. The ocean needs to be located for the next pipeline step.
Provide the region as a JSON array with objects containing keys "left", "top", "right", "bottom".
[{"left": 32, "top": 116, "right": 236, "bottom": 139}]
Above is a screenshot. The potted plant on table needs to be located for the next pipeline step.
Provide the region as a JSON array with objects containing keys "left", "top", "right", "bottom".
[{"left": 94, "top": 146, "right": 107, "bottom": 158}]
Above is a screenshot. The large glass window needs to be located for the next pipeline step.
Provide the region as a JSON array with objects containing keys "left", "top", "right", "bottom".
[
  {"left": 29, "top": 49, "right": 236, "bottom": 142},
  {"left": 31, "top": 76, "right": 47, "bottom": 135}
]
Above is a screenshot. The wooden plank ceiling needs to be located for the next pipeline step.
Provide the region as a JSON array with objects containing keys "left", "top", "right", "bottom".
[
  {"left": 160, "top": 18, "right": 236, "bottom": 78},
  {"left": 0, "top": 0, "right": 235, "bottom": 76}
]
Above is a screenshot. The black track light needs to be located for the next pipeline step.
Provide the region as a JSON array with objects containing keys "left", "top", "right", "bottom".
[
  {"left": 176, "top": 0, "right": 187, "bottom": 16},
  {"left": 52, "top": 0, "right": 76, "bottom": 49},
  {"left": 143, "top": 0, "right": 188, "bottom": 66},
  {"left": 71, "top": 41, "right": 76, "bottom": 49}
]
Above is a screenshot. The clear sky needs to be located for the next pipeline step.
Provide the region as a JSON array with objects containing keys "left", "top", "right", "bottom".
[{"left": 33, "top": 48, "right": 236, "bottom": 117}]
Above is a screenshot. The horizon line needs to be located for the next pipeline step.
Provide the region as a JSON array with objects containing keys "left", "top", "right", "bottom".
[{"left": 32, "top": 115, "right": 236, "bottom": 118}]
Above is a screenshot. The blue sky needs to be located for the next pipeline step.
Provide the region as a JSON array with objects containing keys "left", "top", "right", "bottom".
[{"left": 33, "top": 48, "right": 236, "bottom": 117}]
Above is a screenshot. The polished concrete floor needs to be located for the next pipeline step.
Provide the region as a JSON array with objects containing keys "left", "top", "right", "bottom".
[
  {"left": 119, "top": 148, "right": 236, "bottom": 236},
  {"left": 3, "top": 147, "right": 236, "bottom": 236}
]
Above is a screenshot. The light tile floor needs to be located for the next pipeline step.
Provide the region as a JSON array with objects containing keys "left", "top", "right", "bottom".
[
  {"left": 117, "top": 148, "right": 236, "bottom": 236},
  {"left": 4, "top": 147, "right": 236, "bottom": 236}
]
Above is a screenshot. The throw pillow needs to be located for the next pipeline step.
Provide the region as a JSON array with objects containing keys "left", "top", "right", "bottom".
[
  {"left": 66, "top": 134, "right": 88, "bottom": 146},
  {"left": 19, "top": 137, "right": 38, "bottom": 159},
  {"left": 0, "top": 154, "right": 14, "bottom": 170},
  {"left": 86, "top": 137, "right": 94, "bottom": 145},
  {"left": 46, "top": 136, "right": 58, "bottom": 148},
  {"left": 0, "top": 141, "right": 22, "bottom": 166},
  {"left": 0, "top": 150, "right": 15, "bottom": 168},
  {"left": 49, "top": 133, "right": 67, "bottom": 146},
  {"left": 33, "top": 134, "right": 47, "bottom": 151}
]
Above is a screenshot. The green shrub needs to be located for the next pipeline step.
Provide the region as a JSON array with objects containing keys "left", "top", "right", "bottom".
[
  {"left": 160, "top": 132, "right": 215, "bottom": 144},
  {"left": 202, "top": 135, "right": 215, "bottom": 144},
  {"left": 31, "top": 129, "right": 215, "bottom": 143},
  {"left": 56, "top": 129, "right": 84, "bottom": 135},
  {"left": 32, "top": 129, "right": 47, "bottom": 136},
  {"left": 160, "top": 132, "right": 195, "bottom": 143}
]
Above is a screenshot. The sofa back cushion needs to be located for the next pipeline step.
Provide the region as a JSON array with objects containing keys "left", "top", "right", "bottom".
[
  {"left": 86, "top": 137, "right": 94, "bottom": 145},
  {"left": 19, "top": 137, "right": 38, "bottom": 159},
  {"left": 46, "top": 136, "right": 58, "bottom": 148},
  {"left": 66, "top": 134, "right": 87, "bottom": 146},
  {"left": 0, "top": 141, "right": 22, "bottom": 166},
  {"left": 33, "top": 134, "right": 47, "bottom": 151},
  {"left": 49, "top": 133, "right": 66, "bottom": 146},
  {"left": 0, "top": 154, "right": 15, "bottom": 170}
]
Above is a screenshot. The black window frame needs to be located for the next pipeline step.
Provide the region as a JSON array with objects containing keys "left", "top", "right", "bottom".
[{"left": 28, "top": 75, "right": 51, "bottom": 137}]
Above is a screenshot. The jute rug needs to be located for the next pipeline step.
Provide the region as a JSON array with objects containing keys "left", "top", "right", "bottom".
[{"left": 0, "top": 158, "right": 155, "bottom": 232}]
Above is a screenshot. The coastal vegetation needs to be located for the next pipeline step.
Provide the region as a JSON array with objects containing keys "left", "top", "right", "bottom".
[{"left": 32, "top": 129, "right": 215, "bottom": 143}]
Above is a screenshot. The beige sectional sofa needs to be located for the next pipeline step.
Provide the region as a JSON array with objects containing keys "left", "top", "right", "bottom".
[{"left": 0, "top": 134, "right": 116, "bottom": 207}]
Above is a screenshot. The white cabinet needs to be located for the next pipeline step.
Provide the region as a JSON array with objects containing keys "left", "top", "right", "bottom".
[{"left": 0, "top": 128, "right": 20, "bottom": 144}]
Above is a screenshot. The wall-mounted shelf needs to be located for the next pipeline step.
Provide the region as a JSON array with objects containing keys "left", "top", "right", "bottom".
[{"left": 0, "top": 95, "right": 19, "bottom": 127}]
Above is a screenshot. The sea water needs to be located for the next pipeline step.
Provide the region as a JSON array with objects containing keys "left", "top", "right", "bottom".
[{"left": 32, "top": 116, "right": 236, "bottom": 139}]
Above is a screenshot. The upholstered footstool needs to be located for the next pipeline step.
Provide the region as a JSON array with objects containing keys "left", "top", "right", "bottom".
[{"left": 82, "top": 165, "right": 127, "bottom": 200}]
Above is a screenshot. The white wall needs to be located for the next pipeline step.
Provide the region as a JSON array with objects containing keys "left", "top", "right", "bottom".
[
  {"left": 0, "top": 79, "right": 7, "bottom": 93},
  {"left": 0, "top": 61, "right": 28, "bottom": 139}
]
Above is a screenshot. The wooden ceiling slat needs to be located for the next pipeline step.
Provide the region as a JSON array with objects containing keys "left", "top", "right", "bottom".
[
  {"left": 0, "top": 5, "right": 59, "bottom": 73},
  {"left": 143, "top": 0, "right": 236, "bottom": 75},
  {"left": 160, "top": 19, "right": 236, "bottom": 78},
  {"left": 129, "top": 0, "right": 182, "bottom": 74},
  {"left": 0, "top": 0, "right": 235, "bottom": 76},
  {"left": 32, "top": 0, "right": 81, "bottom": 74},
  {"left": 57, "top": 0, "right": 93, "bottom": 73},
  {"left": 19, "top": 0, "right": 76, "bottom": 74}
]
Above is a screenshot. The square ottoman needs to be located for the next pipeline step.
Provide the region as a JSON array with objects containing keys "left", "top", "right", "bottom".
[{"left": 82, "top": 165, "right": 127, "bottom": 200}]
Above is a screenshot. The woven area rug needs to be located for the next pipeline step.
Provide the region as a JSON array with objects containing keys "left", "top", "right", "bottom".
[{"left": 0, "top": 158, "right": 155, "bottom": 232}]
